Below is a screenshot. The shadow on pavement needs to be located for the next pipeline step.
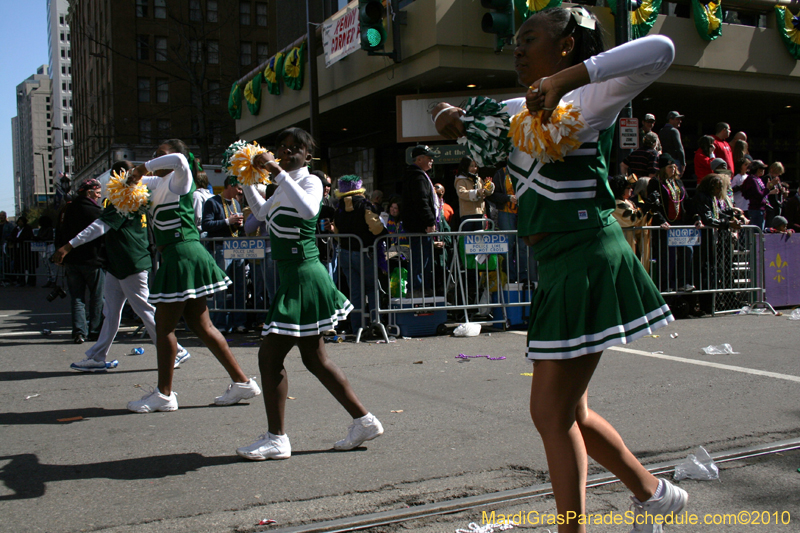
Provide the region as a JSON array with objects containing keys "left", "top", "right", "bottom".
[
  {"left": 0, "top": 404, "right": 244, "bottom": 425},
  {"left": 0, "top": 452, "right": 242, "bottom": 500},
  {"left": 0, "top": 368, "right": 155, "bottom": 381}
]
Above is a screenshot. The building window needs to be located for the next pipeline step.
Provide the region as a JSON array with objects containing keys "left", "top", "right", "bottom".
[
  {"left": 189, "top": 0, "right": 201, "bottom": 21},
  {"left": 156, "top": 79, "right": 169, "bottom": 103},
  {"left": 240, "top": 2, "right": 251, "bottom": 25},
  {"left": 154, "top": 0, "right": 166, "bottom": 18},
  {"left": 208, "top": 81, "right": 220, "bottom": 105},
  {"left": 46, "top": 97, "right": 50, "bottom": 102},
  {"left": 61, "top": 49, "right": 65, "bottom": 58},
  {"left": 136, "top": 0, "right": 148, "bottom": 17},
  {"left": 190, "top": 39, "right": 200, "bottom": 62},
  {"left": 207, "top": 0, "right": 218, "bottom": 22},
  {"left": 155, "top": 37, "right": 167, "bottom": 61},
  {"left": 207, "top": 40, "right": 219, "bottom": 64},
  {"left": 256, "top": 2, "right": 268, "bottom": 26},
  {"left": 139, "top": 120, "right": 152, "bottom": 143},
  {"left": 64, "top": 114, "right": 68, "bottom": 122},
  {"left": 59, "top": 16, "right": 64, "bottom": 24},
  {"left": 62, "top": 99, "right": 66, "bottom": 106},
  {"left": 157, "top": 119, "right": 170, "bottom": 137},
  {"left": 257, "top": 43, "right": 269, "bottom": 64},
  {"left": 138, "top": 78, "right": 150, "bottom": 102},
  {"left": 62, "top": 82, "right": 66, "bottom": 91},
  {"left": 60, "top": 32, "right": 65, "bottom": 41},
  {"left": 210, "top": 121, "right": 222, "bottom": 145},
  {"left": 136, "top": 35, "right": 149, "bottom": 60},
  {"left": 240, "top": 42, "right": 251, "bottom": 65},
  {"left": 62, "top": 66, "right": 66, "bottom": 74}
]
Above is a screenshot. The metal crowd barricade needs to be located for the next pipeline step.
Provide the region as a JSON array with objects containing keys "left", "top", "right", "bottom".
[
  {"left": 197, "top": 234, "right": 368, "bottom": 337},
  {"left": 371, "top": 226, "right": 538, "bottom": 341},
  {"left": 621, "top": 225, "right": 767, "bottom": 314},
  {"left": 1, "top": 240, "right": 60, "bottom": 287}
]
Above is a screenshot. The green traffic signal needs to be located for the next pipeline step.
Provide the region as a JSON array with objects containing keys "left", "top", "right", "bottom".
[
  {"left": 359, "top": 0, "right": 387, "bottom": 52},
  {"left": 480, "top": 0, "right": 514, "bottom": 51}
]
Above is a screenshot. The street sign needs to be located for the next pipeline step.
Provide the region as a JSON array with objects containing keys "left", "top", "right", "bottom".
[
  {"left": 619, "top": 117, "right": 639, "bottom": 150},
  {"left": 667, "top": 228, "right": 701, "bottom": 247},
  {"left": 404, "top": 144, "right": 471, "bottom": 165},
  {"left": 463, "top": 234, "right": 509, "bottom": 254},
  {"left": 30, "top": 242, "right": 47, "bottom": 253},
  {"left": 223, "top": 239, "right": 266, "bottom": 259}
]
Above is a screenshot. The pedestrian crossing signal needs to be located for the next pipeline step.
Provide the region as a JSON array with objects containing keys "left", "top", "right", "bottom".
[{"left": 481, "top": 0, "right": 515, "bottom": 52}]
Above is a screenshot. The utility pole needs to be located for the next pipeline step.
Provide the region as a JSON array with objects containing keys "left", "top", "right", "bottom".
[
  {"left": 306, "top": 0, "right": 321, "bottom": 162},
  {"left": 615, "top": 0, "right": 633, "bottom": 174}
]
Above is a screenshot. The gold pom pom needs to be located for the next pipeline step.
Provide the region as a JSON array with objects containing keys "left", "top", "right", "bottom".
[
  {"left": 107, "top": 170, "right": 149, "bottom": 216},
  {"left": 509, "top": 104, "right": 585, "bottom": 163},
  {"left": 229, "top": 142, "right": 273, "bottom": 186}
]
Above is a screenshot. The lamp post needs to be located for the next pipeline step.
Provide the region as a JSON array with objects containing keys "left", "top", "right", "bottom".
[
  {"left": 52, "top": 126, "right": 65, "bottom": 179},
  {"left": 33, "top": 152, "right": 48, "bottom": 206}
]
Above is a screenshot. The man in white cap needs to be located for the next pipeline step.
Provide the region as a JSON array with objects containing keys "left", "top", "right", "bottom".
[
  {"left": 640, "top": 113, "right": 661, "bottom": 152},
  {"left": 659, "top": 111, "right": 686, "bottom": 175}
]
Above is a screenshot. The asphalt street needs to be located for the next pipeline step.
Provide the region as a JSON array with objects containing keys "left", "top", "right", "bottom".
[{"left": 0, "top": 285, "right": 798, "bottom": 533}]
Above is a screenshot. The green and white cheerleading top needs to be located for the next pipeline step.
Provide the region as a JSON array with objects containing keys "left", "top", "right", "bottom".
[
  {"left": 504, "top": 35, "right": 676, "bottom": 237},
  {"left": 502, "top": 35, "right": 676, "bottom": 360},
  {"left": 141, "top": 153, "right": 231, "bottom": 303},
  {"left": 243, "top": 167, "right": 353, "bottom": 336}
]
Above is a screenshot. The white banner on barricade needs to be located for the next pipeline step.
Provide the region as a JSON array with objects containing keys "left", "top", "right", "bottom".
[{"left": 223, "top": 239, "right": 265, "bottom": 259}]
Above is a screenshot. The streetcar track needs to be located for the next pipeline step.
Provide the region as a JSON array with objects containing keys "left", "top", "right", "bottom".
[{"left": 266, "top": 437, "right": 800, "bottom": 533}]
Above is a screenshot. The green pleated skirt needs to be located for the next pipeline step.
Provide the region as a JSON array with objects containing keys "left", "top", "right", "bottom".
[
  {"left": 149, "top": 240, "right": 230, "bottom": 304},
  {"left": 526, "top": 223, "right": 673, "bottom": 360},
  {"left": 262, "top": 258, "right": 353, "bottom": 337}
]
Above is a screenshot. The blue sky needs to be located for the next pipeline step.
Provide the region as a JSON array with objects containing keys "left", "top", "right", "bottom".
[{"left": 0, "top": 2, "right": 49, "bottom": 217}]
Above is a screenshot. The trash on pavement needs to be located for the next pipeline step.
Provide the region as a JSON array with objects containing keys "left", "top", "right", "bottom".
[
  {"left": 25, "top": 394, "right": 40, "bottom": 400},
  {"left": 701, "top": 344, "right": 739, "bottom": 355},
  {"left": 453, "top": 323, "right": 481, "bottom": 337},
  {"left": 413, "top": 361, "right": 423, "bottom": 364},
  {"left": 130, "top": 347, "right": 145, "bottom": 355},
  {"left": 42, "top": 329, "right": 51, "bottom": 336},
  {"left": 257, "top": 518, "right": 277, "bottom": 525},
  {"left": 390, "top": 410, "right": 404, "bottom": 413},
  {"left": 456, "top": 353, "right": 506, "bottom": 361},
  {"left": 674, "top": 446, "right": 719, "bottom": 481},
  {"left": 455, "top": 522, "right": 514, "bottom": 533},
  {"left": 57, "top": 416, "right": 84, "bottom": 423},
  {"left": 670, "top": 333, "right": 679, "bottom": 338},
  {"left": 788, "top": 309, "right": 800, "bottom": 320},
  {"left": 106, "top": 360, "right": 119, "bottom": 369},
  {"left": 737, "top": 305, "right": 769, "bottom": 315}
]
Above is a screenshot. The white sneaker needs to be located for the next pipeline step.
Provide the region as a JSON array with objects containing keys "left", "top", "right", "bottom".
[
  {"left": 629, "top": 479, "right": 689, "bottom": 533},
  {"left": 70, "top": 358, "right": 108, "bottom": 373},
  {"left": 236, "top": 432, "right": 291, "bottom": 461},
  {"left": 174, "top": 347, "right": 191, "bottom": 368},
  {"left": 334, "top": 413, "right": 384, "bottom": 450},
  {"left": 127, "top": 387, "right": 178, "bottom": 413},
  {"left": 214, "top": 378, "right": 261, "bottom": 405}
]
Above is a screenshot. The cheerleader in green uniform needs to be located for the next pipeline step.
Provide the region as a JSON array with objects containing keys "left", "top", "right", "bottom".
[
  {"left": 235, "top": 128, "right": 383, "bottom": 460},
  {"left": 434, "top": 8, "right": 686, "bottom": 533},
  {"left": 125, "top": 139, "right": 261, "bottom": 413}
]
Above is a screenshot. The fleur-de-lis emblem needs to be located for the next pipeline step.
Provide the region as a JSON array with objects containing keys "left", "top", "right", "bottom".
[{"left": 769, "top": 253, "right": 788, "bottom": 283}]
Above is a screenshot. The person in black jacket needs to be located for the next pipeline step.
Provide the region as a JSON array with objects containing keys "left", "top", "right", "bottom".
[
  {"left": 56, "top": 178, "right": 105, "bottom": 343},
  {"left": 400, "top": 145, "right": 438, "bottom": 293},
  {"left": 334, "top": 174, "right": 387, "bottom": 334},
  {"left": 202, "top": 177, "right": 247, "bottom": 333}
]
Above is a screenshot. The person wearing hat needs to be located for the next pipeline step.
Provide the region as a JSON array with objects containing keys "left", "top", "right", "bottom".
[
  {"left": 333, "top": 174, "right": 388, "bottom": 335},
  {"left": 639, "top": 113, "right": 662, "bottom": 152},
  {"left": 647, "top": 153, "right": 699, "bottom": 292},
  {"left": 741, "top": 159, "right": 777, "bottom": 231},
  {"left": 401, "top": 144, "right": 440, "bottom": 294},
  {"left": 55, "top": 177, "right": 106, "bottom": 344},
  {"left": 766, "top": 215, "right": 793, "bottom": 234},
  {"left": 659, "top": 110, "right": 685, "bottom": 174}
]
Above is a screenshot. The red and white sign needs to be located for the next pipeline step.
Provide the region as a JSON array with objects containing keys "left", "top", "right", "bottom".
[
  {"left": 322, "top": 0, "right": 361, "bottom": 68},
  {"left": 619, "top": 117, "right": 639, "bottom": 150}
]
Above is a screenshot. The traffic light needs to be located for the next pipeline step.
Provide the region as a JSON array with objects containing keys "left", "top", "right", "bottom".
[
  {"left": 359, "top": 0, "right": 387, "bottom": 52},
  {"left": 481, "top": 0, "right": 515, "bottom": 52}
]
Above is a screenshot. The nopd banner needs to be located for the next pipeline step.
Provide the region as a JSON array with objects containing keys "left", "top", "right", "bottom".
[
  {"left": 322, "top": 0, "right": 361, "bottom": 68},
  {"left": 223, "top": 239, "right": 266, "bottom": 260}
]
